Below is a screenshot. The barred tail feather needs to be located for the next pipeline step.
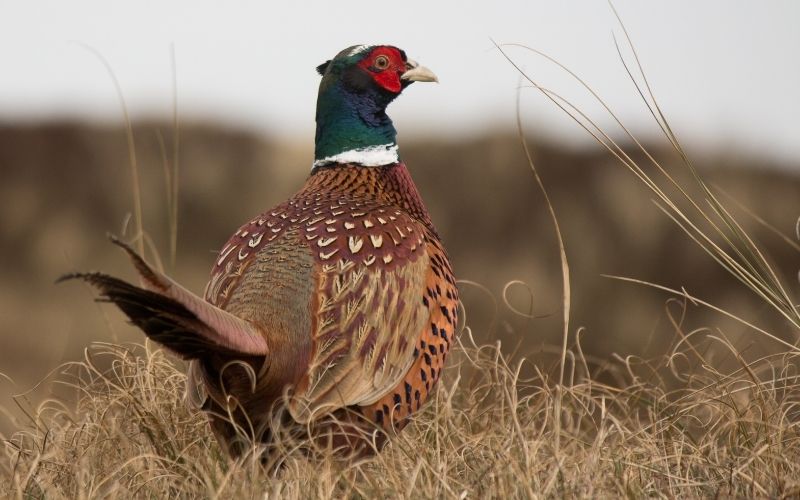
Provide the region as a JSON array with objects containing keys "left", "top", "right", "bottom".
[{"left": 58, "top": 237, "right": 269, "bottom": 359}]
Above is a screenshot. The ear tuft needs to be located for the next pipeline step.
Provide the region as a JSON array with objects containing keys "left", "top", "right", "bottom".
[{"left": 316, "top": 60, "right": 331, "bottom": 76}]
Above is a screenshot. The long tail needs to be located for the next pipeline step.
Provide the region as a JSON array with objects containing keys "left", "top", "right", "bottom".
[{"left": 59, "top": 236, "right": 268, "bottom": 360}]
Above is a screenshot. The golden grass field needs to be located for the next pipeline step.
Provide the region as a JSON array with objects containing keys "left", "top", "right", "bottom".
[
  {"left": 2, "top": 43, "right": 800, "bottom": 497},
  {"left": 4, "top": 327, "right": 800, "bottom": 498}
]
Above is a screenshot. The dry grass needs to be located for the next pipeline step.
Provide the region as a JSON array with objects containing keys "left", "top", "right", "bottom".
[{"left": 3, "top": 320, "right": 800, "bottom": 498}]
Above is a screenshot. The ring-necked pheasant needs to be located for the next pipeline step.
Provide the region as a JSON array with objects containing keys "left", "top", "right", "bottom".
[{"left": 62, "top": 44, "right": 459, "bottom": 459}]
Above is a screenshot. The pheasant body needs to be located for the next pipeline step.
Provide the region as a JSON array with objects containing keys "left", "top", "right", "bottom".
[
  {"left": 200, "top": 164, "right": 456, "bottom": 434},
  {"left": 66, "top": 44, "right": 458, "bottom": 459}
]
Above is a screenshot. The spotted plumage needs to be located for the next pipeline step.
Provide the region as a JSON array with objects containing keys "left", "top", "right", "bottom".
[{"left": 62, "top": 44, "right": 457, "bottom": 459}]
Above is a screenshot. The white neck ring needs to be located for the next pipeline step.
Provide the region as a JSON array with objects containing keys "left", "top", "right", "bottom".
[{"left": 313, "top": 143, "right": 399, "bottom": 169}]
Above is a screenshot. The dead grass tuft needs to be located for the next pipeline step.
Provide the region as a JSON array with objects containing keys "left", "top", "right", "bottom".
[{"left": 3, "top": 322, "right": 800, "bottom": 497}]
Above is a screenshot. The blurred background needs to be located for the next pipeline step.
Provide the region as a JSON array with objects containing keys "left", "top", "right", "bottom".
[{"left": 1, "top": 2, "right": 799, "bottom": 431}]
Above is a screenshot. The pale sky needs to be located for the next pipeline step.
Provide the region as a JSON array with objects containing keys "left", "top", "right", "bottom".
[{"left": 1, "top": 1, "right": 798, "bottom": 163}]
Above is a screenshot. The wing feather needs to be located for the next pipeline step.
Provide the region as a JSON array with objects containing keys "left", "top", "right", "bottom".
[{"left": 290, "top": 216, "right": 429, "bottom": 421}]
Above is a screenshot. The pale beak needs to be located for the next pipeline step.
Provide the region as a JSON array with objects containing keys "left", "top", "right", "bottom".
[{"left": 401, "top": 59, "right": 438, "bottom": 83}]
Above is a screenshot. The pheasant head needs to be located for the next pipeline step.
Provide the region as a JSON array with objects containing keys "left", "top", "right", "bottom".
[{"left": 313, "top": 45, "right": 437, "bottom": 168}]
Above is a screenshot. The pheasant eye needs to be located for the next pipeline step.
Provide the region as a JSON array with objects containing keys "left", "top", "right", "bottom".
[{"left": 374, "top": 55, "right": 390, "bottom": 70}]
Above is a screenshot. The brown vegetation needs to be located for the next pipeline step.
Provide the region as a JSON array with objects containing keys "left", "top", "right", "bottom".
[
  {"left": 0, "top": 123, "right": 797, "bottom": 389},
  {"left": 1, "top": 119, "right": 798, "bottom": 496},
  {"left": 3, "top": 326, "right": 800, "bottom": 497}
]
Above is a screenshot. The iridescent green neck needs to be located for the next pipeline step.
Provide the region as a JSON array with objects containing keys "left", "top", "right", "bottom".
[{"left": 313, "top": 79, "right": 399, "bottom": 168}]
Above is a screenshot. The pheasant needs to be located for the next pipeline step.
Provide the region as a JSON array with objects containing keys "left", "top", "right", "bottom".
[{"left": 62, "top": 44, "right": 459, "bottom": 459}]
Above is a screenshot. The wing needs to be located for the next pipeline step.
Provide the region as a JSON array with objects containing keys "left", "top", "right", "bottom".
[{"left": 290, "top": 205, "right": 430, "bottom": 422}]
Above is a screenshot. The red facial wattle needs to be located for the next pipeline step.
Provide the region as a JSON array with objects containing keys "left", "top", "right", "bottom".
[
  {"left": 373, "top": 68, "right": 402, "bottom": 93},
  {"left": 357, "top": 46, "right": 406, "bottom": 94}
]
